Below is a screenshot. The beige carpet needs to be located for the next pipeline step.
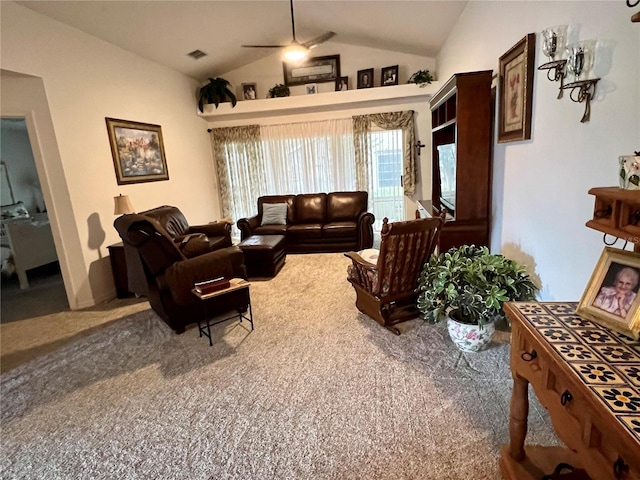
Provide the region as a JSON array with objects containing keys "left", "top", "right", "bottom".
[{"left": 0, "top": 253, "right": 559, "bottom": 479}]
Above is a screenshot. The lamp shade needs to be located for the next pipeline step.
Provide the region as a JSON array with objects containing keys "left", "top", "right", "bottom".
[{"left": 114, "top": 194, "right": 134, "bottom": 215}]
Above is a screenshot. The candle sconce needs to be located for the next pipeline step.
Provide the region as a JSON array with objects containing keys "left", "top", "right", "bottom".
[
  {"left": 538, "top": 26, "right": 568, "bottom": 98},
  {"left": 538, "top": 59, "right": 567, "bottom": 98},
  {"left": 561, "top": 78, "right": 600, "bottom": 123}
]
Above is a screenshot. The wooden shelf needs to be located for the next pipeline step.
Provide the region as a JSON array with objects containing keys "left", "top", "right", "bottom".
[
  {"left": 586, "top": 186, "right": 640, "bottom": 250},
  {"left": 197, "top": 82, "right": 440, "bottom": 122}
]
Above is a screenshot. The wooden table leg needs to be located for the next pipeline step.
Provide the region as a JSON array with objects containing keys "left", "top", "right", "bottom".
[{"left": 509, "top": 374, "right": 529, "bottom": 461}]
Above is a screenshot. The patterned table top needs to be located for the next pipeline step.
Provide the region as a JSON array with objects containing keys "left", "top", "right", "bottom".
[{"left": 512, "top": 302, "right": 640, "bottom": 444}]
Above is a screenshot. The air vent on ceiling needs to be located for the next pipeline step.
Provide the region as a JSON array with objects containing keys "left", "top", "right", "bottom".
[{"left": 187, "top": 49, "right": 207, "bottom": 60}]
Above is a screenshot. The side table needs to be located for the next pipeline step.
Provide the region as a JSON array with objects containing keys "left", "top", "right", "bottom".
[
  {"left": 192, "top": 278, "right": 254, "bottom": 346},
  {"left": 107, "top": 242, "right": 132, "bottom": 299}
]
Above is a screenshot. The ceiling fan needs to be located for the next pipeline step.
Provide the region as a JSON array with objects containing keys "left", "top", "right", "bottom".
[{"left": 242, "top": 0, "right": 335, "bottom": 61}]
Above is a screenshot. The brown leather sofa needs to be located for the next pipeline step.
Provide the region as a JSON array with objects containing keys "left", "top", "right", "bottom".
[
  {"left": 126, "top": 205, "right": 232, "bottom": 296},
  {"left": 114, "top": 214, "right": 247, "bottom": 334},
  {"left": 237, "top": 191, "right": 375, "bottom": 253}
]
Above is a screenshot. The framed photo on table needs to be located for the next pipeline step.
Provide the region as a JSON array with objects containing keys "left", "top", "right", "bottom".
[
  {"left": 335, "top": 76, "right": 349, "bottom": 91},
  {"left": 576, "top": 247, "right": 640, "bottom": 339},
  {"left": 498, "top": 33, "right": 535, "bottom": 143},
  {"left": 106, "top": 117, "right": 169, "bottom": 185}
]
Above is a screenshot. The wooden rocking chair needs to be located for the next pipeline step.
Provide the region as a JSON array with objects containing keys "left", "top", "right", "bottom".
[{"left": 345, "top": 216, "right": 442, "bottom": 334}]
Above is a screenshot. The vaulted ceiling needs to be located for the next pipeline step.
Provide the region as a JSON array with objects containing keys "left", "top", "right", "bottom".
[{"left": 18, "top": 1, "right": 468, "bottom": 82}]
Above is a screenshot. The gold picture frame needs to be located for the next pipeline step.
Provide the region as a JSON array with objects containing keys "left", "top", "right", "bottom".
[
  {"left": 498, "top": 33, "right": 535, "bottom": 143},
  {"left": 106, "top": 118, "right": 169, "bottom": 185},
  {"left": 576, "top": 247, "right": 640, "bottom": 339}
]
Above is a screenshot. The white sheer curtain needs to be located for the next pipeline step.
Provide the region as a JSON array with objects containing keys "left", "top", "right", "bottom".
[{"left": 260, "top": 118, "right": 356, "bottom": 194}]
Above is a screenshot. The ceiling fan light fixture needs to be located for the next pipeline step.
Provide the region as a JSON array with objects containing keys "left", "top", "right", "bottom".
[{"left": 283, "top": 44, "right": 309, "bottom": 61}]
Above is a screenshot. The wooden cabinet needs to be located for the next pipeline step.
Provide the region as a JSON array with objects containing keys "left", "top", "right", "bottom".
[
  {"left": 428, "top": 70, "right": 493, "bottom": 252},
  {"left": 107, "top": 242, "right": 132, "bottom": 299}
]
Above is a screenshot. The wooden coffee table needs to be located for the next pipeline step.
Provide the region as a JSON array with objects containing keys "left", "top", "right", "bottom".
[{"left": 192, "top": 278, "right": 254, "bottom": 346}]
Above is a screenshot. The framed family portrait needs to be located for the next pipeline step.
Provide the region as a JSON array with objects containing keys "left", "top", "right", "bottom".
[
  {"left": 357, "top": 68, "right": 374, "bottom": 89},
  {"left": 381, "top": 65, "right": 399, "bottom": 86},
  {"left": 576, "top": 247, "right": 640, "bottom": 339},
  {"left": 242, "top": 83, "right": 257, "bottom": 100},
  {"left": 335, "top": 76, "right": 349, "bottom": 91},
  {"left": 498, "top": 33, "right": 535, "bottom": 143},
  {"left": 282, "top": 54, "right": 340, "bottom": 86},
  {"left": 106, "top": 118, "right": 169, "bottom": 185}
]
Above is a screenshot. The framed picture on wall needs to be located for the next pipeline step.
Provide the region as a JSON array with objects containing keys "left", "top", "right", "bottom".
[
  {"left": 106, "top": 117, "right": 169, "bottom": 185},
  {"left": 282, "top": 55, "right": 340, "bottom": 86},
  {"left": 498, "top": 33, "right": 535, "bottom": 143},
  {"left": 576, "top": 247, "right": 640, "bottom": 339}
]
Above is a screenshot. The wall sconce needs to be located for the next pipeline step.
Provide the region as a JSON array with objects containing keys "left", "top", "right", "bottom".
[
  {"left": 561, "top": 40, "right": 600, "bottom": 123},
  {"left": 537, "top": 25, "right": 568, "bottom": 98},
  {"left": 113, "top": 194, "right": 135, "bottom": 215}
]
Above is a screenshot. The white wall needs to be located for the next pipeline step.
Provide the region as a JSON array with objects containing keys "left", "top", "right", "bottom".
[
  {"left": 215, "top": 42, "right": 438, "bottom": 214},
  {"left": 438, "top": 1, "right": 640, "bottom": 300},
  {"left": 1, "top": 2, "right": 220, "bottom": 308}
]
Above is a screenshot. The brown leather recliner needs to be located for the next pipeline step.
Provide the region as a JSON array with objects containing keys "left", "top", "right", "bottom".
[
  {"left": 114, "top": 214, "right": 248, "bottom": 334},
  {"left": 126, "top": 205, "right": 232, "bottom": 296}
]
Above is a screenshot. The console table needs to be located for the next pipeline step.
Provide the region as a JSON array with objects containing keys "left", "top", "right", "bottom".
[{"left": 501, "top": 302, "right": 640, "bottom": 480}]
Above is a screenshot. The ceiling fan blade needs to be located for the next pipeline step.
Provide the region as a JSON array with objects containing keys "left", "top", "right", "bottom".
[
  {"left": 302, "top": 31, "right": 336, "bottom": 49},
  {"left": 242, "top": 44, "right": 289, "bottom": 48}
]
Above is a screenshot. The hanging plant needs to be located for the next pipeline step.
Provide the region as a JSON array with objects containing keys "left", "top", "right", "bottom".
[
  {"left": 408, "top": 69, "right": 434, "bottom": 87},
  {"left": 197, "top": 77, "right": 237, "bottom": 112},
  {"left": 268, "top": 83, "right": 290, "bottom": 98}
]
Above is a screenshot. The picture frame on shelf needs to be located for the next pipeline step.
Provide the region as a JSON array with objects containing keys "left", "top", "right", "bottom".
[
  {"left": 576, "top": 247, "right": 640, "bottom": 339},
  {"left": 106, "top": 117, "right": 169, "bottom": 185},
  {"left": 335, "top": 76, "right": 349, "bottom": 91},
  {"left": 357, "top": 68, "right": 374, "bottom": 89},
  {"left": 305, "top": 83, "right": 317, "bottom": 94},
  {"left": 282, "top": 54, "right": 340, "bottom": 86},
  {"left": 242, "top": 83, "right": 257, "bottom": 100},
  {"left": 381, "top": 65, "right": 399, "bottom": 86},
  {"left": 498, "top": 33, "right": 535, "bottom": 143}
]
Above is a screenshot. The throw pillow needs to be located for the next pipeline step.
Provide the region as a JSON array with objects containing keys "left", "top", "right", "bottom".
[{"left": 261, "top": 203, "right": 287, "bottom": 226}]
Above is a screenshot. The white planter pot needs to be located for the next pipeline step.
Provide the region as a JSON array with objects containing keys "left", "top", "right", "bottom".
[{"left": 446, "top": 315, "right": 495, "bottom": 352}]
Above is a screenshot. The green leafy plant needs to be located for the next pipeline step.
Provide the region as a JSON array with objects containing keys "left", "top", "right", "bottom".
[
  {"left": 417, "top": 245, "right": 538, "bottom": 329},
  {"left": 268, "top": 83, "right": 290, "bottom": 98},
  {"left": 197, "top": 77, "right": 237, "bottom": 112},
  {"left": 408, "top": 69, "right": 434, "bottom": 87}
]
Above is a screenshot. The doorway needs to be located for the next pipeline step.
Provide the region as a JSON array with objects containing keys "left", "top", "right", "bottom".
[{"left": 1, "top": 117, "right": 68, "bottom": 322}]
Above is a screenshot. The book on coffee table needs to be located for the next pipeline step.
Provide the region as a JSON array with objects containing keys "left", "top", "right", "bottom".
[{"left": 192, "top": 278, "right": 250, "bottom": 300}]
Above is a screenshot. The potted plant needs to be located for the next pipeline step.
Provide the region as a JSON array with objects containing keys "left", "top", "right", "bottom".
[
  {"left": 408, "top": 69, "right": 434, "bottom": 87},
  {"left": 268, "top": 83, "right": 290, "bottom": 98},
  {"left": 197, "top": 77, "right": 237, "bottom": 112},
  {"left": 417, "top": 245, "right": 538, "bottom": 352}
]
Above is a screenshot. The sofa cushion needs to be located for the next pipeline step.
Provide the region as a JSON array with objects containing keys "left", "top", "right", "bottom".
[
  {"left": 261, "top": 203, "right": 288, "bottom": 225},
  {"left": 323, "top": 221, "right": 357, "bottom": 239},
  {"left": 258, "top": 195, "right": 295, "bottom": 223},
  {"left": 294, "top": 193, "right": 326, "bottom": 224},
  {"left": 287, "top": 223, "right": 323, "bottom": 240},
  {"left": 327, "top": 191, "right": 367, "bottom": 223}
]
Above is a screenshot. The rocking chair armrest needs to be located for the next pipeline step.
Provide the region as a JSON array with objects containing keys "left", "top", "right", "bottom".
[{"left": 344, "top": 251, "right": 377, "bottom": 270}]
